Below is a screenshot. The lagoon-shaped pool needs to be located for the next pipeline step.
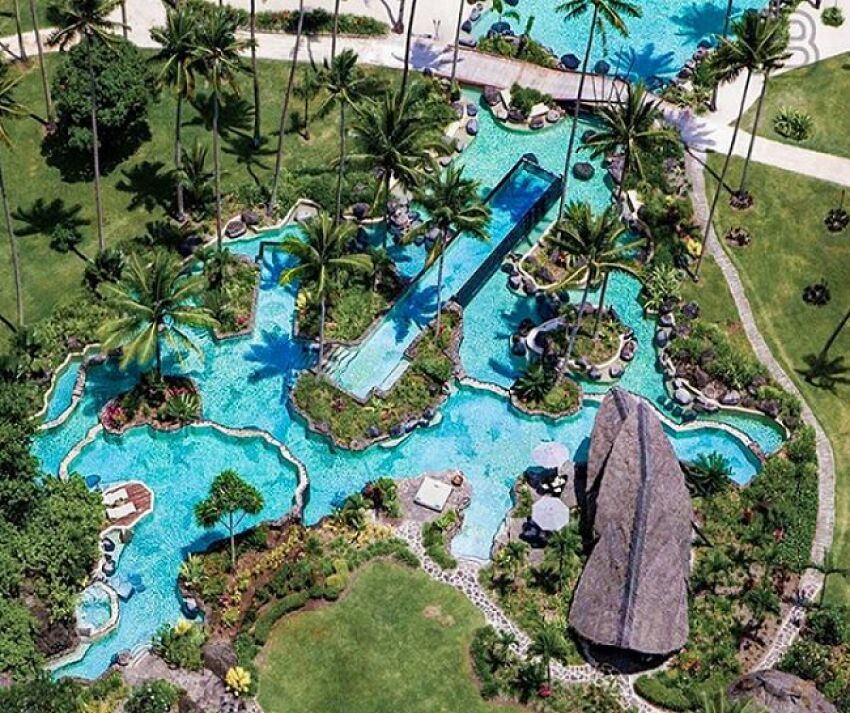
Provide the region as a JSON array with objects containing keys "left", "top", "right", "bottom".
[{"left": 37, "top": 92, "right": 784, "bottom": 681}]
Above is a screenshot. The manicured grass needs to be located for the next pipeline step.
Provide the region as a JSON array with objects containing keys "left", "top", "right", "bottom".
[
  {"left": 256, "top": 561, "right": 523, "bottom": 713},
  {"left": 742, "top": 53, "right": 850, "bottom": 158},
  {"left": 0, "top": 53, "right": 398, "bottom": 344},
  {"left": 705, "top": 155, "right": 850, "bottom": 606},
  {"left": 0, "top": 0, "right": 50, "bottom": 37}
]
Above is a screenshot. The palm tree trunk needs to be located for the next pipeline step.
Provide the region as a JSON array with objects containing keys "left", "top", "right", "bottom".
[
  {"left": 695, "top": 68, "right": 753, "bottom": 278},
  {"left": 318, "top": 294, "right": 327, "bottom": 369},
  {"left": 303, "top": 78, "right": 311, "bottom": 139},
  {"left": 396, "top": 0, "right": 406, "bottom": 33},
  {"left": 12, "top": 0, "right": 27, "bottom": 61},
  {"left": 250, "top": 0, "right": 261, "bottom": 148},
  {"left": 120, "top": 0, "right": 128, "bottom": 40},
  {"left": 28, "top": 0, "right": 54, "bottom": 124},
  {"left": 0, "top": 159, "right": 24, "bottom": 328},
  {"left": 558, "top": 5, "right": 598, "bottom": 219},
  {"left": 738, "top": 69, "right": 770, "bottom": 198},
  {"left": 86, "top": 33, "right": 106, "bottom": 254},
  {"left": 450, "top": 0, "right": 464, "bottom": 87},
  {"left": 435, "top": 247, "right": 445, "bottom": 335},
  {"left": 268, "top": 1, "right": 305, "bottom": 215},
  {"left": 817, "top": 307, "right": 850, "bottom": 361},
  {"left": 212, "top": 92, "right": 223, "bottom": 255},
  {"left": 381, "top": 170, "right": 391, "bottom": 250},
  {"left": 334, "top": 101, "right": 347, "bottom": 222},
  {"left": 155, "top": 321, "right": 163, "bottom": 377},
  {"left": 331, "top": 0, "right": 341, "bottom": 61},
  {"left": 400, "top": 0, "right": 419, "bottom": 94},
  {"left": 228, "top": 511, "right": 236, "bottom": 568},
  {"left": 592, "top": 271, "right": 610, "bottom": 339},
  {"left": 709, "top": 0, "right": 734, "bottom": 112},
  {"left": 563, "top": 278, "right": 592, "bottom": 372},
  {"left": 175, "top": 94, "right": 186, "bottom": 220}
]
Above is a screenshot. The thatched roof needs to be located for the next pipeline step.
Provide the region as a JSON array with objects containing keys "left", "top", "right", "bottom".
[
  {"left": 729, "top": 670, "right": 838, "bottom": 713},
  {"left": 570, "top": 389, "right": 692, "bottom": 656}
]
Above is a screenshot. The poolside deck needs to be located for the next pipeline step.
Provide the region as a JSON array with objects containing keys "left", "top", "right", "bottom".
[
  {"left": 432, "top": 48, "right": 631, "bottom": 105},
  {"left": 104, "top": 482, "right": 154, "bottom": 529}
]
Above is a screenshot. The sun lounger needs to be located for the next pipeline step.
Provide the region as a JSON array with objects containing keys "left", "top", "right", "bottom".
[
  {"left": 102, "top": 488, "right": 128, "bottom": 507},
  {"left": 107, "top": 502, "right": 137, "bottom": 521}
]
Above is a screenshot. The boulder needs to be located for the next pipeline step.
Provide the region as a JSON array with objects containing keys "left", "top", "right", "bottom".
[
  {"left": 351, "top": 202, "right": 371, "bottom": 221},
  {"left": 451, "top": 101, "right": 465, "bottom": 118},
  {"left": 241, "top": 210, "right": 260, "bottom": 227},
  {"left": 660, "top": 312, "right": 676, "bottom": 328},
  {"left": 178, "top": 694, "right": 205, "bottom": 713},
  {"left": 581, "top": 129, "right": 597, "bottom": 144},
  {"left": 546, "top": 109, "right": 561, "bottom": 124},
  {"left": 467, "top": 102, "right": 478, "bottom": 117},
  {"left": 225, "top": 220, "right": 247, "bottom": 239},
  {"left": 588, "top": 366, "right": 602, "bottom": 381},
  {"left": 572, "top": 162, "right": 595, "bottom": 181},
  {"left": 655, "top": 329, "right": 669, "bottom": 348},
  {"left": 366, "top": 425, "right": 381, "bottom": 439},
  {"left": 459, "top": 36, "right": 477, "bottom": 48},
  {"left": 530, "top": 116, "right": 545, "bottom": 130},
  {"left": 203, "top": 639, "right": 238, "bottom": 680},
  {"left": 511, "top": 338, "right": 527, "bottom": 356},
  {"left": 594, "top": 60, "right": 611, "bottom": 75},
  {"left": 693, "top": 367, "right": 710, "bottom": 389},
  {"left": 721, "top": 390, "right": 741, "bottom": 406},
  {"left": 673, "top": 388, "right": 694, "bottom": 406},
  {"left": 466, "top": 119, "right": 479, "bottom": 136},
  {"left": 508, "top": 274, "right": 522, "bottom": 290},
  {"left": 620, "top": 342, "right": 636, "bottom": 361},
  {"left": 181, "top": 597, "right": 201, "bottom": 619},
  {"left": 561, "top": 54, "right": 580, "bottom": 70},
  {"left": 461, "top": 19, "right": 472, "bottom": 33},
  {"left": 609, "top": 365, "right": 624, "bottom": 379},
  {"left": 484, "top": 85, "right": 501, "bottom": 106}
]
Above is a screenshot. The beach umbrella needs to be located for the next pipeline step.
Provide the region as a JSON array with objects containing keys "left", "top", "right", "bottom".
[
  {"left": 531, "top": 496, "right": 570, "bottom": 532},
  {"left": 532, "top": 441, "right": 569, "bottom": 469}
]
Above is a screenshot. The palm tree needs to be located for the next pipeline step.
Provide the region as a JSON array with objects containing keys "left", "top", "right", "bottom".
[
  {"left": 513, "top": 363, "right": 555, "bottom": 403},
  {"left": 709, "top": 0, "right": 735, "bottom": 112},
  {"left": 450, "top": 0, "right": 465, "bottom": 87},
  {"left": 120, "top": 0, "right": 128, "bottom": 39},
  {"left": 582, "top": 81, "right": 676, "bottom": 202},
  {"left": 99, "top": 251, "right": 219, "bottom": 376},
  {"left": 408, "top": 164, "right": 491, "bottom": 335},
  {"left": 529, "top": 618, "right": 568, "bottom": 685},
  {"left": 805, "top": 305, "right": 850, "bottom": 386},
  {"left": 400, "top": 0, "right": 419, "bottom": 94},
  {"left": 545, "top": 525, "right": 581, "bottom": 584},
  {"left": 193, "top": 7, "right": 251, "bottom": 256},
  {"left": 12, "top": 0, "right": 27, "bottom": 61},
  {"left": 278, "top": 212, "right": 372, "bottom": 368},
  {"left": 551, "top": 202, "right": 635, "bottom": 367},
  {"left": 349, "top": 83, "right": 445, "bottom": 246},
  {"left": 555, "top": 0, "right": 641, "bottom": 218},
  {"left": 696, "top": 11, "right": 784, "bottom": 276},
  {"left": 268, "top": 0, "right": 306, "bottom": 216},
  {"left": 318, "top": 49, "right": 368, "bottom": 220},
  {"left": 27, "top": 0, "right": 55, "bottom": 124},
  {"left": 331, "top": 0, "right": 342, "bottom": 61},
  {"left": 249, "top": 0, "right": 262, "bottom": 147},
  {"left": 0, "top": 70, "right": 27, "bottom": 328},
  {"left": 49, "top": 0, "right": 123, "bottom": 254},
  {"left": 151, "top": 4, "right": 199, "bottom": 222},
  {"left": 735, "top": 15, "right": 790, "bottom": 203}
]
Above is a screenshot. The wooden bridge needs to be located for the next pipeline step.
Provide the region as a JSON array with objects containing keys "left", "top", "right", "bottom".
[{"left": 429, "top": 47, "right": 632, "bottom": 105}]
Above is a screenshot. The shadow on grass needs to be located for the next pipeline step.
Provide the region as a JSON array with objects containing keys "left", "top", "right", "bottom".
[
  {"left": 12, "top": 197, "right": 90, "bottom": 237},
  {"left": 116, "top": 160, "right": 173, "bottom": 213}
]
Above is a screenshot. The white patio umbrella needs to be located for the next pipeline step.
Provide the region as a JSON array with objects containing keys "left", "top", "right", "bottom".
[
  {"left": 531, "top": 496, "right": 570, "bottom": 533},
  {"left": 532, "top": 441, "right": 569, "bottom": 469}
]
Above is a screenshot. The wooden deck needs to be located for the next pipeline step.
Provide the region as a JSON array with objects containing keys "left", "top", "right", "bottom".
[
  {"left": 104, "top": 482, "right": 153, "bottom": 529},
  {"left": 432, "top": 48, "right": 631, "bottom": 104}
]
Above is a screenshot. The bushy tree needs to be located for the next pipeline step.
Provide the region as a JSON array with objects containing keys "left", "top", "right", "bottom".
[{"left": 51, "top": 36, "right": 156, "bottom": 156}]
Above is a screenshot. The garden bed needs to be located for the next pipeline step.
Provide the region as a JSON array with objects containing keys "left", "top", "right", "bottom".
[
  {"left": 290, "top": 307, "right": 464, "bottom": 450},
  {"left": 100, "top": 373, "right": 202, "bottom": 434},
  {"left": 208, "top": 257, "right": 261, "bottom": 340},
  {"left": 510, "top": 372, "right": 583, "bottom": 419}
]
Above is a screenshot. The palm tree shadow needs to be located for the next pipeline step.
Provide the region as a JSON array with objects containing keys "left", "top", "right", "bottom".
[
  {"left": 669, "top": 1, "right": 739, "bottom": 46},
  {"left": 244, "top": 326, "right": 309, "bottom": 386},
  {"left": 116, "top": 160, "right": 173, "bottom": 213},
  {"left": 12, "top": 197, "right": 90, "bottom": 237},
  {"left": 222, "top": 133, "right": 275, "bottom": 188},
  {"left": 187, "top": 91, "right": 255, "bottom": 138},
  {"left": 688, "top": 148, "right": 737, "bottom": 195},
  {"left": 797, "top": 353, "right": 850, "bottom": 392},
  {"left": 612, "top": 44, "right": 678, "bottom": 81}
]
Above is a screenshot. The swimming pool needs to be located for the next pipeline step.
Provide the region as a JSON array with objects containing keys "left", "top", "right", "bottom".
[
  {"left": 472, "top": 0, "right": 767, "bottom": 81},
  {"left": 37, "top": 90, "right": 784, "bottom": 681}
]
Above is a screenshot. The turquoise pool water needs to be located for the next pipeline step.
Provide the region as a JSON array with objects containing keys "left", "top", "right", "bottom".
[
  {"left": 37, "top": 91, "right": 784, "bottom": 681},
  {"left": 330, "top": 158, "right": 558, "bottom": 398},
  {"left": 43, "top": 357, "right": 85, "bottom": 423},
  {"left": 473, "top": 0, "right": 767, "bottom": 80}
]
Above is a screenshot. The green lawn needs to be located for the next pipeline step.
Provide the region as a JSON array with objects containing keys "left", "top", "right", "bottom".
[
  {"left": 256, "top": 561, "right": 523, "bottom": 713},
  {"left": 742, "top": 52, "right": 850, "bottom": 159},
  {"left": 705, "top": 155, "right": 850, "bottom": 606},
  {"left": 0, "top": 0, "right": 51, "bottom": 38},
  {"left": 0, "top": 52, "right": 397, "bottom": 344}
]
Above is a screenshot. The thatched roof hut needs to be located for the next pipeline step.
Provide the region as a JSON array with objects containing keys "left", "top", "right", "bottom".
[
  {"left": 729, "top": 670, "right": 838, "bottom": 713},
  {"left": 570, "top": 389, "right": 692, "bottom": 656}
]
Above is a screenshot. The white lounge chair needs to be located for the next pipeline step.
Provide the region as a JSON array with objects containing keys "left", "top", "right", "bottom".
[
  {"left": 107, "top": 502, "right": 137, "bottom": 521},
  {"left": 102, "top": 488, "right": 128, "bottom": 507}
]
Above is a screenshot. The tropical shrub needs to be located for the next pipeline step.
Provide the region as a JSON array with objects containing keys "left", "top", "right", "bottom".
[
  {"left": 509, "top": 83, "right": 553, "bottom": 115},
  {"left": 422, "top": 511, "right": 459, "bottom": 570},
  {"left": 225, "top": 666, "right": 252, "bottom": 696},
  {"left": 513, "top": 363, "right": 555, "bottom": 403},
  {"left": 164, "top": 392, "right": 202, "bottom": 424},
  {"left": 643, "top": 263, "right": 682, "bottom": 312},
  {"left": 823, "top": 6, "right": 845, "bottom": 26},
  {"left": 773, "top": 107, "right": 814, "bottom": 141},
  {"left": 152, "top": 620, "right": 207, "bottom": 671},
  {"left": 124, "top": 680, "right": 180, "bottom": 713},
  {"left": 50, "top": 37, "right": 156, "bottom": 160}
]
